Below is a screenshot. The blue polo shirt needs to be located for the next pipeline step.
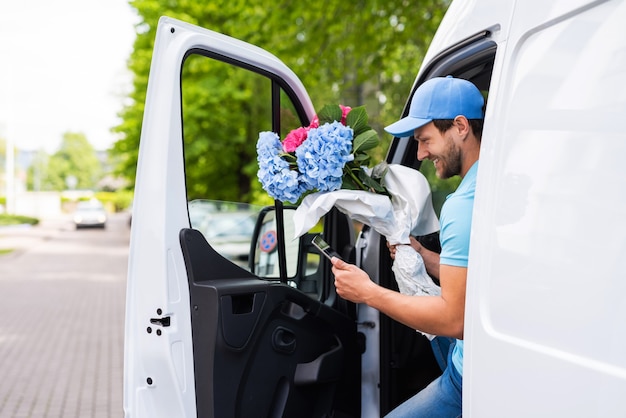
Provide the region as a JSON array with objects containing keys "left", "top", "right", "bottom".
[{"left": 438, "top": 161, "right": 478, "bottom": 375}]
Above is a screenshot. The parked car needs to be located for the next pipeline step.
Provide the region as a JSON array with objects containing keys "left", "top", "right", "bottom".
[
  {"left": 125, "top": 2, "right": 626, "bottom": 417},
  {"left": 188, "top": 199, "right": 260, "bottom": 268},
  {"left": 73, "top": 200, "right": 106, "bottom": 229}
]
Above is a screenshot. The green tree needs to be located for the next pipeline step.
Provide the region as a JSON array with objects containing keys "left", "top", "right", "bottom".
[
  {"left": 0, "top": 137, "right": 6, "bottom": 172},
  {"left": 43, "top": 132, "right": 103, "bottom": 191},
  {"left": 0, "top": 137, "right": 6, "bottom": 196},
  {"left": 26, "top": 150, "right": 50, "bottom": 192},
  {"left": 1, "top": 137, "right": 18, "bottom": 195},
  {"left": 111, "top": 0, "right": 451, "bottom": 201}
]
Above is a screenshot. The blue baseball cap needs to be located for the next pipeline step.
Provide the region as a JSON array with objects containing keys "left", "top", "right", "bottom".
[{"left": 384, "top": 76, "right": 484, "bottom": 137}]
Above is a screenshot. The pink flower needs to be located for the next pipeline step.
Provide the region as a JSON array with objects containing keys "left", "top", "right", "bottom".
[
  {"left": 282, "top": 105, "right": 352, "bottom": 152},
  {"left": 340, "top": 105, "right": 352, "bottom": 125},
  {"left": 282, "top": 127, "right": 309, "bottom": 152}
]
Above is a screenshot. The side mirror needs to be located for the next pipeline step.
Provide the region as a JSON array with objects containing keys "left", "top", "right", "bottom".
[
  {"left": 251, "top": 207, "right": 323, "bottom": 297},
  {"left": 251, "top": 207, "right": 299, "bottom": 279}
]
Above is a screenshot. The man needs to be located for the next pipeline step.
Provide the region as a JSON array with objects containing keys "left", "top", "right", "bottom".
[{"left": 331, "top": 76, "right": 484, "bottom": 417}]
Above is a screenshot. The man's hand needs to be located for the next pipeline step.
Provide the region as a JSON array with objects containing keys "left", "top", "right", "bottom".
[
  {"left": 331, "top": 257, "right": 379, "bottom": 304},
  {"left": 389, "top": 237, "right": 440, "bottom": 281},
  {"left": 387, "top": 237, "right": 422, "bottom": 260},
  {"left": 330, "top": 257, "right": 465, "bottom": 339},
  {"left": 386, "top": 241, "right": 398, "bottom": 260}
]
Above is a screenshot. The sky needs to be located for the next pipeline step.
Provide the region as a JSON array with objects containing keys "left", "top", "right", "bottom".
[{"left": 0, "top": 0, "right": 138, "bottom": 153}]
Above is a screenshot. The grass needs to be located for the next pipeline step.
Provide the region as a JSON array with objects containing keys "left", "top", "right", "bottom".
[
  {"left": 0, "top": 214, "right": 40, "bottom": 227},
  {"left": 0, "top": 214, "right": 37, "bottom": 256}
]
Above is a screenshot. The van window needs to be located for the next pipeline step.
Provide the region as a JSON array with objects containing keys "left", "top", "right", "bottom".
[{"left": 180, "top": 52, "right": 327, "bottom": 298}]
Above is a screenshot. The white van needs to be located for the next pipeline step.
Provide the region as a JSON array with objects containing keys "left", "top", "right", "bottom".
[{"left": 124, "top": 0, "right": 626, "bottom": 416}]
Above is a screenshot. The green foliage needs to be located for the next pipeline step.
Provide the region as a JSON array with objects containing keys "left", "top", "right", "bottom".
[
  {"left": 34, "top": 132, "right": 103, "bottom": 191},
  {"left": 0, "top": 214, "right": 39, "bottom": 226},
  {"left": 317, "top": 105, "right": 344, "bottom": 126},
  {"left": 95, "top": 190, "right": 134, "bottom": 212},
  {"left": 353, "top": 130, "right": 380, "bottom": 155},
  {"left": 26, "top": 150, "right": 49, "bottom": 191},
  {"left": 180, "top": 55, "right": 272, "bottom": 201},
  {"left": 0, "top": 138, "right": 7, "bottom": 166},
  {"left": 345, "top": 107, "right": 370, "bottom": 138},
  {"left": 112, "top": 0, "right": 451, "bottom": 202}
]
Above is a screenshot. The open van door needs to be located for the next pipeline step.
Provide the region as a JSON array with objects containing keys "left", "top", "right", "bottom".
[{"left": 124, "top": 17, "right": 360, "bottom": 418}]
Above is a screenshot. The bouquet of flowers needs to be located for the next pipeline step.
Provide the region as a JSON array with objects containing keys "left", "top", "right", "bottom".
[
  {"left": 256, "top": 104, "right": 388, "bottom": 204},
  {"left": 256, "top": 104, "right": 441, "bottom": 339}
]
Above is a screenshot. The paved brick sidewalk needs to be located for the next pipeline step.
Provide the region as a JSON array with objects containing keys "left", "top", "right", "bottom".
[{"left": 0, "top": 215, "right": 127, "bottom": 418}]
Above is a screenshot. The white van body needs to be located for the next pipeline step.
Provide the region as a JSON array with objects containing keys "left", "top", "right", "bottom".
[
  {"left": 124, "top": 0, "right": 626, "bottom": 416},
  {"left": 434, "top": 1, "right": 626, "bottom": 416}
]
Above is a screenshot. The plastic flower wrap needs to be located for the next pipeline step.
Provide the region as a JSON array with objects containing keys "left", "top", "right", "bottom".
[{"left": 256, "top": 105, "right": 441, "bottom": 339}]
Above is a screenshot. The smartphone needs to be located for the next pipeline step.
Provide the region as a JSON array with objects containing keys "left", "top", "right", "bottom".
[{"left": 312, "top": 235, "right": 342, "bottom": 261}]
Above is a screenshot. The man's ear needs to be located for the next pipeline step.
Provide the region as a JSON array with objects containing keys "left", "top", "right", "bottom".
[{"left": 453, "top": 115, "right": 471, "bottom": 139}]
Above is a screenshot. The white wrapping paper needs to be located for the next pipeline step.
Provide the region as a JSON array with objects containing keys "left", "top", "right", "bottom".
[
  {"left": 293, "top": 164, "right": 440, "bottom": 242},
  {"left": 391, "top": 246, "right": 440, "bottom": 340},
  {"left": 293, "top": 164, "right": 441, "bottom": 339}
]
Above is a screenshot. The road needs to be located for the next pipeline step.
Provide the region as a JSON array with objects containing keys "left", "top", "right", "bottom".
[{"left": 0, "top": 213, "right": 129, "bottom": 418}]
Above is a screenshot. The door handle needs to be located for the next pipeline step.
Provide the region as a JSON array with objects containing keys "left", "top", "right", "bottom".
[{"left": 272, "top": 326, "right": 296, "bottom": 354}]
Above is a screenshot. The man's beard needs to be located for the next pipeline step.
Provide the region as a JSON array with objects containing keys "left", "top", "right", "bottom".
[{"left": 436, "top": 137, "right": 462, "bottom": 179}]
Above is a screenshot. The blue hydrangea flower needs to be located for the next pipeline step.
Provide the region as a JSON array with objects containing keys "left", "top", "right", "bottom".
[
  {"left": 295, "top": 121, "right": 354, "bottom": 192},
  {"left": 257, "top": 131, "right": 309, "bottom": 203}
]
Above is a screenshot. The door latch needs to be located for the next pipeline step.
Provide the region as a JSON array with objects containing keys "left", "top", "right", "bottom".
[{"left": 150, "top": 316, "right": 171, "bottom": 327}]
